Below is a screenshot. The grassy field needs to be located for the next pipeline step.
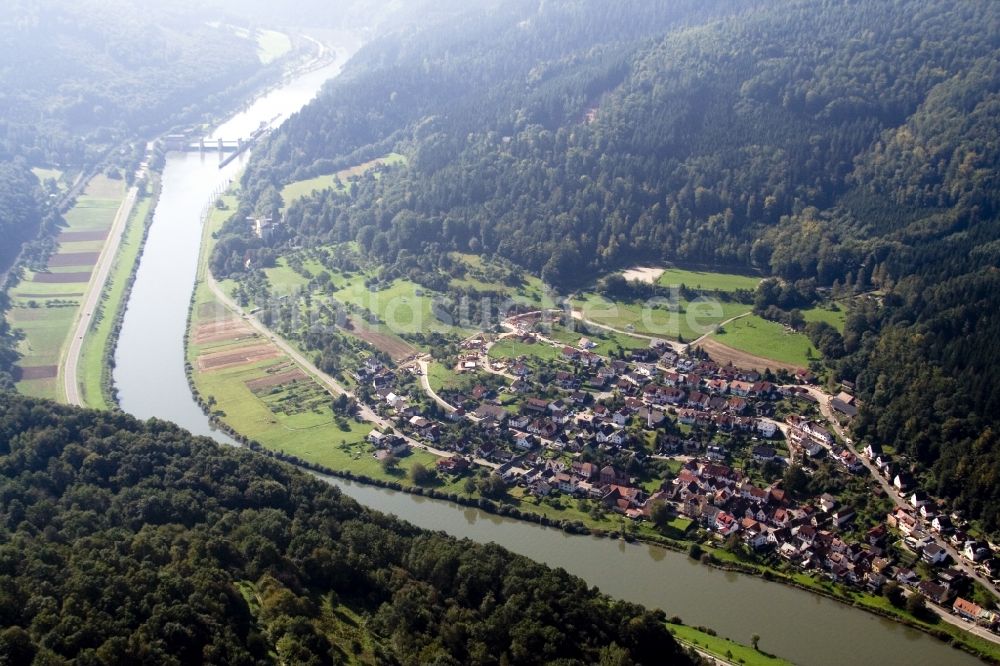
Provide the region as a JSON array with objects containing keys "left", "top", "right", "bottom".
[
  {"left": 255, "top": 29, "right": 292, "bottom": 63},
  {"left": 449, "top": 253, "right": 555, "bottom": 307},
  {"left": 802, "top": 304, "right": 848, "bottom": 332},
  {"left": 712, "top": 315, "right": 818, "bottom": 366},
  {"left": 426, "top": 361, "right": 471, "bottom": 394},
  {"left": 488, "top": 338, "right": 563, "bottom": 362},
  {"left": 669, "top": 623, "right": 793, "bottom": 666},
  {"left": 75, "top": 192, "right": 153, "bottom": 409},
  {"left": 333, "top": 274, "right": 475, "bottom": 338},
  {"left": 657, "top": 267, "right": 762, "bottom": 292},
  {"left": 8, "top": 174, "right": 124, "bottom": 400},
  {"left": 263, "top": 255, "right": 327, "bottom": 294},
  {"left": 573, "top": 292, "right": 752, "bottom": 342},
  {"left": 280, "top": 153, "right": 406, "bottom": 208},
  {"left": 30, "top": 167, "right": 65, "bottom": 189},
  {"left": 544, "top": 322, "right": 649, "bottom": 356}
]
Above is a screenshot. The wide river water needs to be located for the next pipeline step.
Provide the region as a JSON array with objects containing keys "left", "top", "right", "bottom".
[{"left": 111, "top": 36, "right": 981, "bottom": 666}]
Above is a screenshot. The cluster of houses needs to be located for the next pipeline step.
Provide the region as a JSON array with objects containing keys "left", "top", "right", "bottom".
[
  {"left": 784, "top": 414, "right": 862, "bottom": 471},
  {"left": 659, "top": 459, "right": 997, "bottom": 629},
  {"left": 351, "top": 326, "right": 1000, "bottom": 631},
  {"left": 359, "top": 325, "right": 825, "bottom": 495}
]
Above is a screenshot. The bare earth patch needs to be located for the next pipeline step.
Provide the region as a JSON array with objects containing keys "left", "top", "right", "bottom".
[
  {"left": 621, "top": 266, "right": 665, "bottom": 284},
  {"left": 246, "top": 368, "right": 308, "bottom": 392},
  {"left": 197, "top": 343, "right": 280, "bottom": 371},
  {"left": 194, "top": 318, "right": 256, "bottom": 344},
  {"left": 699, "top": 337, "right": 806, "bottom": 373},
  {"left": 57, "top": 230, "right": 108, "bottom": 242},
  {"left": 48, "top": 252, "right": 100, "bottom": 267},
  {"left": 344, "top": 317, "right": 416, "bottom": 361},
  {"left": 33, "top": 271, "right": 91, "bottom": 283},
  {"left": 16, "top": 365, "right": 58, "bottom": 380}
]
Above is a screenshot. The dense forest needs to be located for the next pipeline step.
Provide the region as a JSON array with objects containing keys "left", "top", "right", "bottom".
[
  {"left": 231, "top": 1, "right": 1000, "bottom": 532},
  {"left": 0, "top": 393, "right": 692, "bottom": 665}
]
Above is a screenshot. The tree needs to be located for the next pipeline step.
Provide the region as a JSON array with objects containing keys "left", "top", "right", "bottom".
[
  {"left": 477, "top": 474, "right": 507, "bottom": 499},
  {"left": 380, "top": 453, "right": 399, "bottom": 472},
  {"left": 906, "top": 592, "right": 927, "bottom": 617},
  {"left": 783, "top": 464, "right": 809, "bottom": 497},
  {"left": 410, "top": 462, "right": 436, "bottom": 486},
  {"left": 751, "top": 634, "right": 760, "bottom": 651},
  {"left": 687, "top": 543, "right": 703, "bottom": 560},
  {"left": 650, "top": 501, "right": 671, "bottom": 529},
  {"left": 883, "top": 581, "right": 904, "bottom": 607}
]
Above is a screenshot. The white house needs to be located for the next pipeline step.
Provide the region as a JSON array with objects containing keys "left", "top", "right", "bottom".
[{"left": 756, "top": 419, "right": 777, "bottom": 438}]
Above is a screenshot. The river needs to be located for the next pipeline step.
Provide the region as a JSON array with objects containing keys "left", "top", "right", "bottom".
[{"left": 110, "top": 35, "right": 982, "bottom": 666}]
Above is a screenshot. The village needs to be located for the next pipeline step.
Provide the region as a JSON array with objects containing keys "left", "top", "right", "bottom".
[{"left": 350, "top": 309, "right": 1000, "bottom": 636}]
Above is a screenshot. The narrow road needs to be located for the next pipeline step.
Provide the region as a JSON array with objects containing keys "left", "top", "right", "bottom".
[
  {"left": 417, "top": 357, "right": 456, "bottom": 413},
  {"left": 687, "top": 311, "right": 752, "bottom": 348},
  {"left": 62, "top": 180, "right": 140, "bottom": 406},
  {"left": 926, "top": 598, "right": 1000, "bottom": 645},
  {"left": 569, "top": 310, "right": 685, "bottom": 352},
  {"left": 794, "top": 384, "right": 1000, "bottom": 602}
]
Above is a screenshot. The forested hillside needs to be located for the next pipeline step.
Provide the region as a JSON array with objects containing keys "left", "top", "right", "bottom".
[
  {"left": 0, "top": 393, "right": 691, "bottom": 665},
  {"left": 0, "top": 0, "right": 265, "bottom": 166},
  {"left": 234, "top": 1, "right": 1000, "bottom": 532}
]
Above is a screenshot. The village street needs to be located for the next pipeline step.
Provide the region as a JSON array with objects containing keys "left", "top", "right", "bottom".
[{"left": 799, "top": 384, "right": 1000, "bottom": 601}]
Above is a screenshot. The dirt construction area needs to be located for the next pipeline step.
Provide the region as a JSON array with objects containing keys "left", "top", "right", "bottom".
[
  {"left": 699, "top": 337, "right": 805, "bottom": 373},
  {"left": 621, "top": 266, "right": 665, "bottom": 284}
]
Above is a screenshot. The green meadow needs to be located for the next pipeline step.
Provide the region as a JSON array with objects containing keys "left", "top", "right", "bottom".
[
  {"left": 802, "top": 304, "right": 848, "bottom": 332},
  {"left": 256, "top": 29, "right": 292, "bottom": 63},
  {"left": 544, "top": 322, "right": 649, "bottom": 356},
  {"left": 573, "top": 291, "right": 752, "bottom": 342},
  {"left": 712, "top": 315, "right": 818, "bottom": 366},
  {"left": 657, "top": 267, "right": 762, "bottom": 292},
  {"left": 488, "top": 338, "right": 563, "bottom": 362}
]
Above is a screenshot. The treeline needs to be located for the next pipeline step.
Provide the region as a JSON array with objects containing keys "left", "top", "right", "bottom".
[{"left": 0, "top": 393, "right": 693, "bottom": 665}]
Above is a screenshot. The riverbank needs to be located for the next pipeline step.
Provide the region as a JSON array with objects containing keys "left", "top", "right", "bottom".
[{"left": 74, "top": 179, "right": 156, "bottom": 408}]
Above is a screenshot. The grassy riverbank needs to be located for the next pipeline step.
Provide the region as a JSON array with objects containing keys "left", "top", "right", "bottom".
[
  {"left": 669, "top": 623, "right": 793, "bottom": 666},
  {"left": 76, "top": 182, "right": 156, "bottom": 408}
]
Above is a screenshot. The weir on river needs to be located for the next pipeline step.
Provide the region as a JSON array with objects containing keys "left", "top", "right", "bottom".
[{"left": 111, "top": 35, "right": 982, "bottom": 666}]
